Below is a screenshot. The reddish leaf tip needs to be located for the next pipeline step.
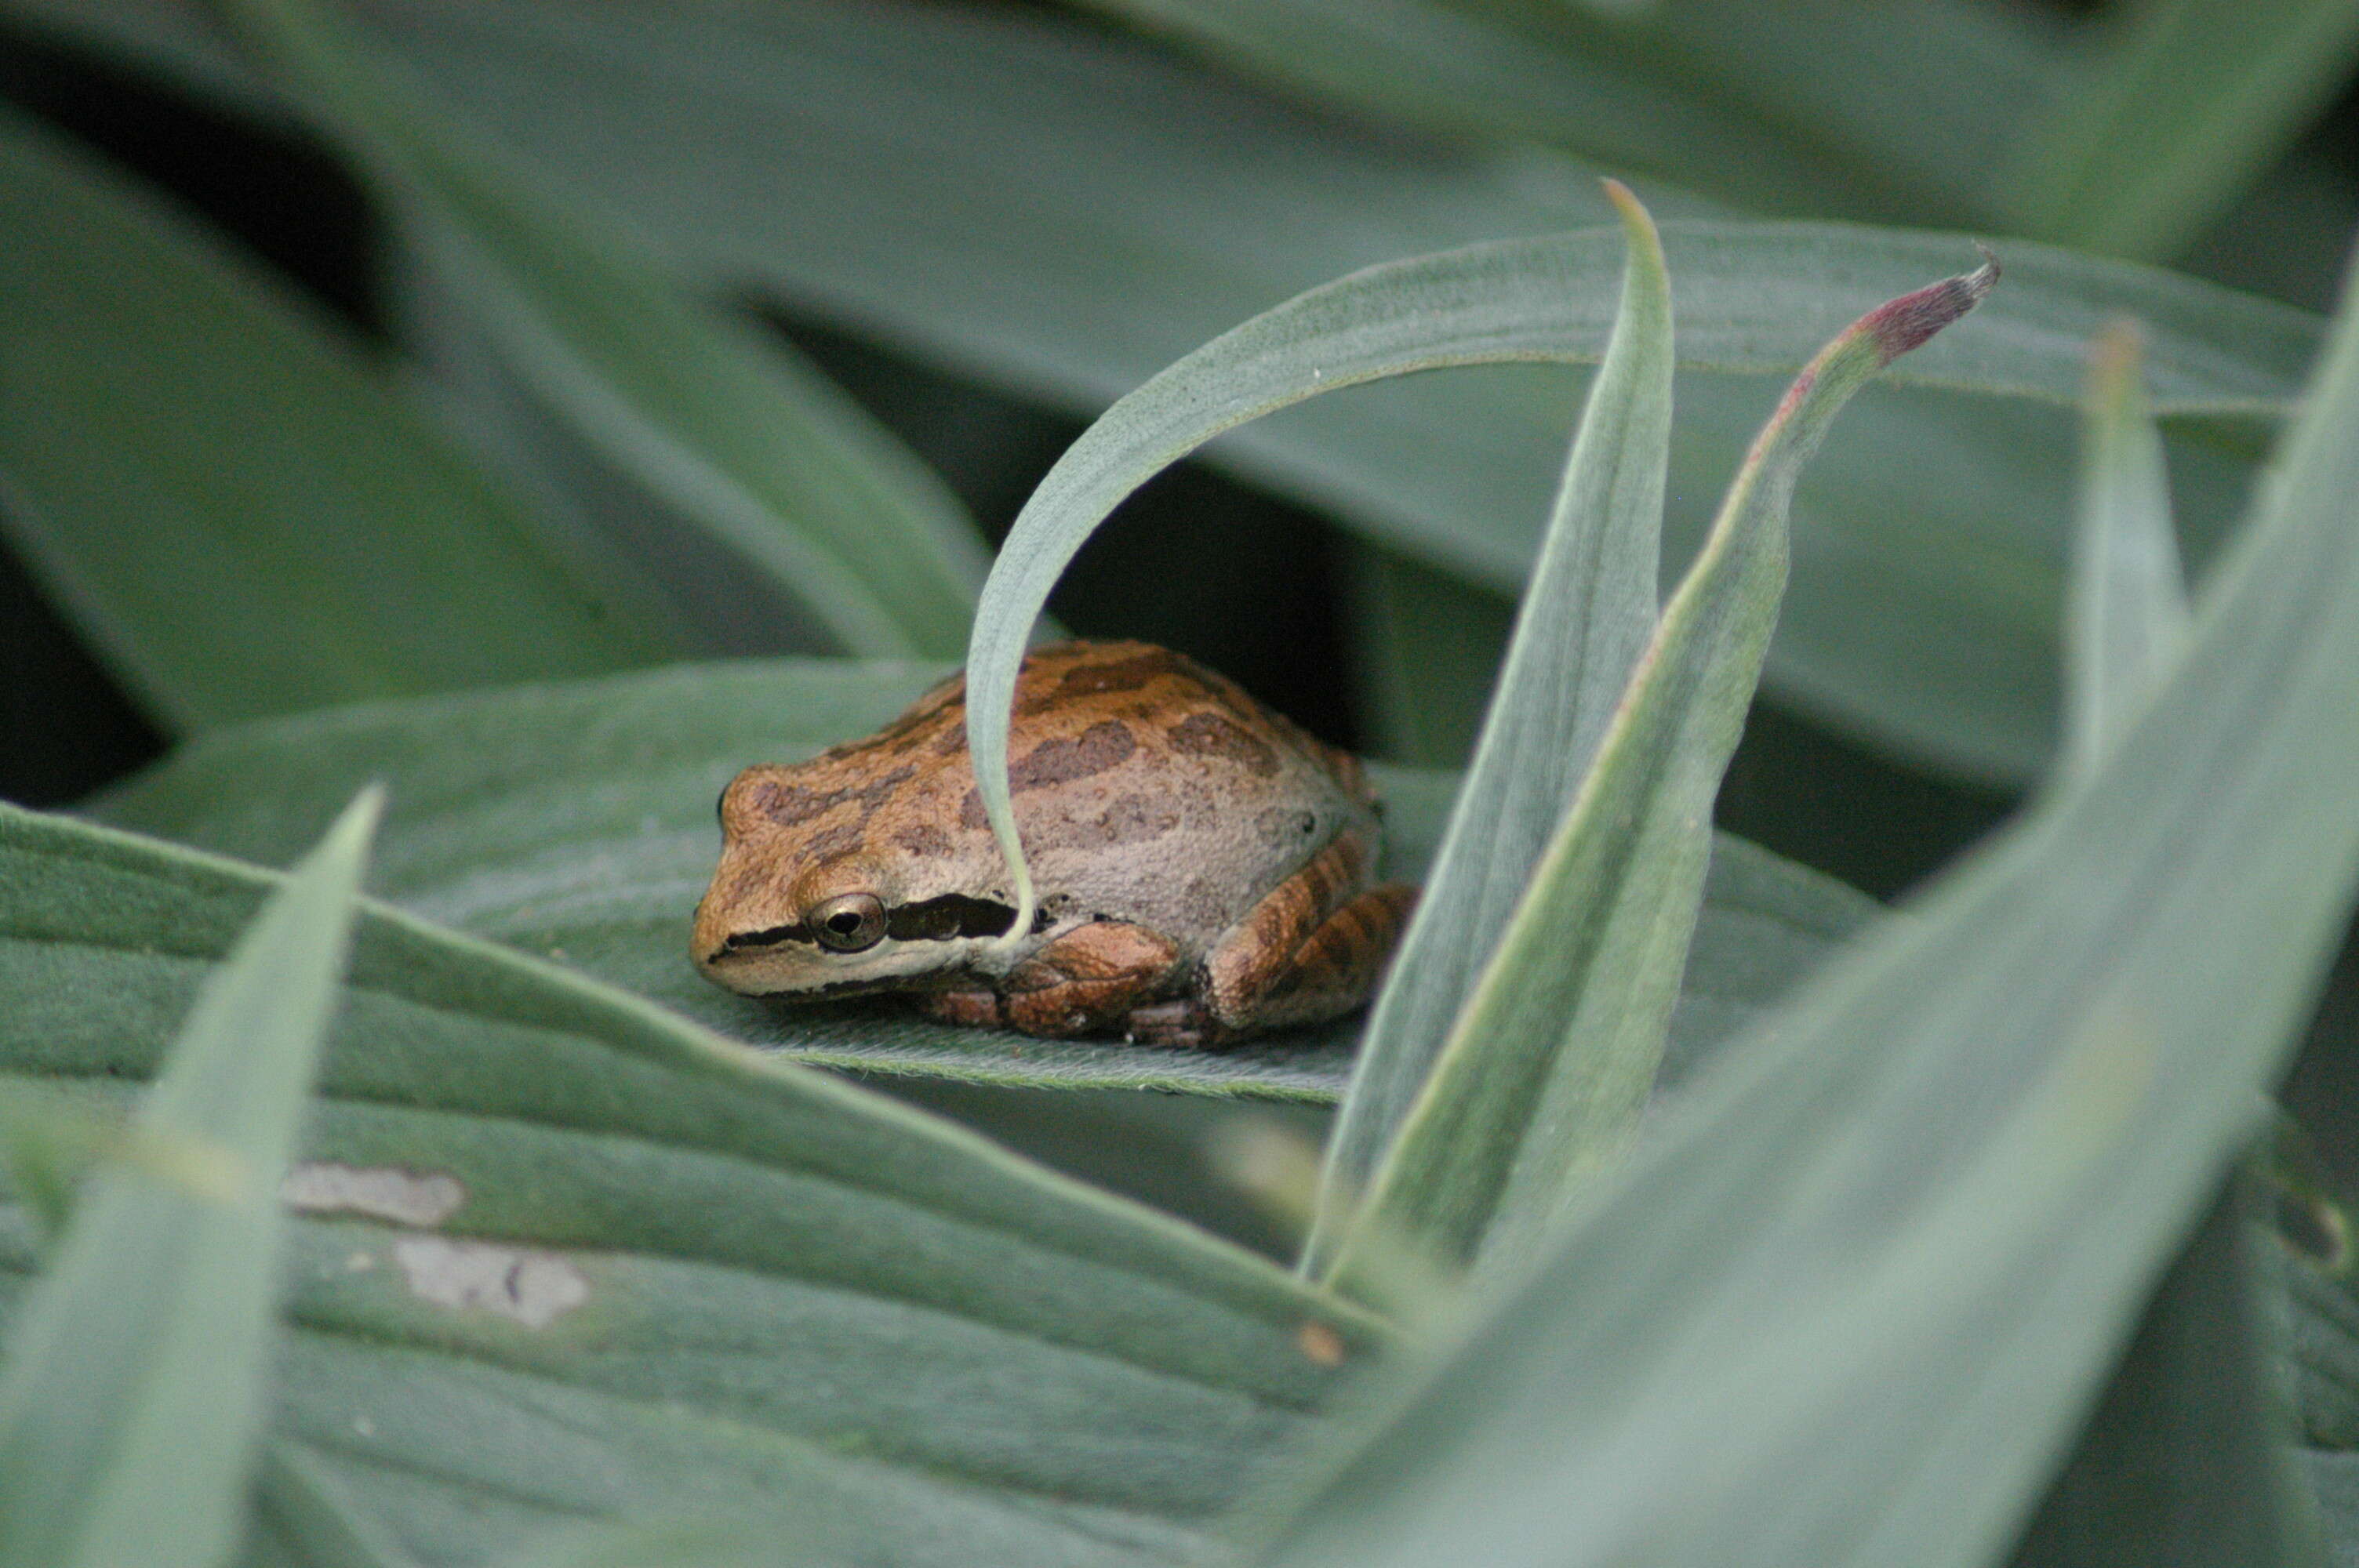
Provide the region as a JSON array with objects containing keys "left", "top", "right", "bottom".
[{"left": 1863, "top": 247, "right": 2000, "bottom": 365}]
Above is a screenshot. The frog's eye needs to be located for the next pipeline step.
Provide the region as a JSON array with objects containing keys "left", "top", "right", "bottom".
[{"left": 809, "top": 891, "right": 887, "bottom": 953}]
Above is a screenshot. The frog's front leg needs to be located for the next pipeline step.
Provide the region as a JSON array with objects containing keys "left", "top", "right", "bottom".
[
  {"left": 1126, "top": 829, "right": 1416, "bottom": 1049},
  {"left": 917, "top": 920, "right": 1182, "bottom": 1039}
]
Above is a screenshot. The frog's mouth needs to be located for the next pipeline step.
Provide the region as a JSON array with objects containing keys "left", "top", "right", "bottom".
[
  {"left": 744, "top": 974, "right": 918, "bottom": 1002},
  {"left": 714, "top": 922, "right": 812, "bottom": 956}
]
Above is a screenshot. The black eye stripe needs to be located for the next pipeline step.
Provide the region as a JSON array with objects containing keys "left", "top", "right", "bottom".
[
  {"left": 885, "top": 894, "right": 1020, "bottom": 942},
  {"left": 722, "top": 922, "right": 812, "bottom": 951}
]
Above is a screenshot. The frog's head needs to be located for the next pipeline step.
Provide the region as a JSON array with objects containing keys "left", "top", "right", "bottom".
[{"left": 691, "top": 763, "right": 1020, "bottom": 1000}]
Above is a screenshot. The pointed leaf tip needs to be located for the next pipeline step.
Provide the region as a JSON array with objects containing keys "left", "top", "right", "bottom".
[
  {"left": 1863, "top": 246, "right": 2000, "bottom": 364},
  {"left": 1598, "top": 180, "right": 1664, "bottom": 265}
]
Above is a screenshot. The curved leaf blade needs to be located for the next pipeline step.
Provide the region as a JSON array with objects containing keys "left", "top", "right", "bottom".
[
  {"left": 219, "top": 0, "right": 987, "bottom": 659},
  {"left": 89, "top": 659, "right": 1875, "bottom": 1104},
  {"left": 1325, "top": 255, "right": 1997, "bottom": 1287},
  {"left": 1254, "top": 226, "right": 2359, "bottom": 1568},
  {"left": 957, "top": 214, "right": 2313, "bottom": 906},
  {"left": 0, "top": 104, "right": 670, "bottom": 731},
  {"left": 0, "top": 791, "right": 377, "bottom": 1568},
  {"left": 1306, "top": 183, "right": 1674, "bottom": 1271}
]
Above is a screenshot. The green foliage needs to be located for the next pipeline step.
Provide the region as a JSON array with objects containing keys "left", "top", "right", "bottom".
[
  {"left": 1322, "top": 238, "right": 1997, "bottom": 1290},
  {"left": 2003, "top": 0, "right": 2359, "bottom": 262},
  {"left": 1308, "top": 186, "right": 1674, "bottom": 1279},
  {"left": 0, "top": 793, "right": 376, "bottom": 1568},
  {"left": 0, "top": 804, "right": 1381, "bottom": 1563},
  {"left": 220, "top": 0, "right": 987, "bottom": 659},
  {"left": 2, "top": 2, "right": 2357, "bottom": 1565},
  {"left": 1255, "top": 230, "right": 2359, "bottom": 1568},
  {"left": 0, "top": 103, "right": 671, "bottom": 731}
]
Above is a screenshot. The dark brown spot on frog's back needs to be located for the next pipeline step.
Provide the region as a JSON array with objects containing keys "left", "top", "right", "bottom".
[
  {"left": 1166, "top": 710, "right": 1279, "bottom": 777},
  {"left": 756, "top": 764, "right": 917, "bottom": 826},
  {"left": 1010, "top": 720, "right": 1136, "bottom": 790},
  {"left": 955, "top": 720, "right": 1141, "bottom": 828}
]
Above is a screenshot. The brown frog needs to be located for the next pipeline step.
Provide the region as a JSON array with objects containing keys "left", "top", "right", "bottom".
[{"left": 692, "top": 640, "right": 1415, "bottom": 1047}]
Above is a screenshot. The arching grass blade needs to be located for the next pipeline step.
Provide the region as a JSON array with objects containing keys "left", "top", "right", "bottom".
[
  {"left": 0, "top": 791, "right": 377, "bottom": 1568},
  {"left": 1303, "top": 183, "right": 1675, "bottom": 1273},
  {"left": 1321, "top": 255, "right": 1997, "bottom": 1288}
]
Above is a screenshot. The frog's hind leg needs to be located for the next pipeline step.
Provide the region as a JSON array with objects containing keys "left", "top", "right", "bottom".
[
  {"left": 917, "top": 920, "right": 1183, "bottom": 1040},
  {"left": 1125, "top": 829, "right": 1416, "bottom": 1049}
]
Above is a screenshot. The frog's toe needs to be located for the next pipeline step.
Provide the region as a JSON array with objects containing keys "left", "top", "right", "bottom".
[{"left": 1121, "top": 998, "right": 1224, "bottom": 1051}]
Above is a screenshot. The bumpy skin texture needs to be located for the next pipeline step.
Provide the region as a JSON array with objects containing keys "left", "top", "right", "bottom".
[{"left": 692, "top": 639, "right": 1415, "bottom": 1047}]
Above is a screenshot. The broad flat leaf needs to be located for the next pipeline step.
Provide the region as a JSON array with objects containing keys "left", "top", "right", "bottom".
[
  {"left": 0, "top": 804, "right": 1380, "bottom": 1566},
  {"left": 0, "top": 793, "right": 376, "bottom": 1568},
  {"left": 220, "top": 0, "right": 987, "bottom": 660},
  {"left": 1329, "top": 256, "right": 1996, "bottom": 1286},
  {"left": 2063, "top": 324, "right": 2191, "bottom": 776},
  {"left": 1309, "top": 185, "right": 1675, "bottom": 1272},
  {"left": 89, "top": 659, "right": 1877, "bottom": 1104},
  {"left": 5, "top": 0, "right": 2323, "bottom": 782},
  {"left": 0, "top": 101, "right": 672, "bottom": 733},
  {"left": 2001, "top": 0, "right": 2359, "bottom": 262},
  {"left": 1252, "top": 208, "right": 2359, "bottom": 1568}
]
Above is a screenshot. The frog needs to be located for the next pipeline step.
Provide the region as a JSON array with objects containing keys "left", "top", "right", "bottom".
[{"left": 691, "top": 639, "right": 1416, "bottom": 1048}]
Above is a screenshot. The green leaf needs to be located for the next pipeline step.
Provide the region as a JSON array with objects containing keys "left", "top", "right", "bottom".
[
  {"left": 0, "top": 102, "right": 672, "bottom": 733},
  {"left": 0, "top": 803, "right": 1379, "bottom": 1566},
  {"left": 2011, "top": 325, "right": 2307, "bottom": 1568},
  {"left": 89, "top": 658, "right": 1874, "bottom": 1104},
  {"left": 2001, "top": 0, "right": 2359, "bottom": 262},
  {"left": 1307, "top": 184, "right": 1676, "bottom": 1272},
  {"left": 1053, "top": 0, "right": 1877, "bottom": 220},
  {"left": 493, "top": 1519, "right": 786, "bottom": 1568},
  {"left": 1327, "top": 252, "right": 1997, "bottom": 1287},
  {"left": 216, "top": 0, "right": 985, "bottom": 661},
  {"left": 1252, "top": 220, "right": 2359, "bottom": 1568},
  {"left": 0, "top": 791, "right": 377, "bottom": 1568},
  {"left": 1063, "top": 0, "right": 2071, "bottom": 226},
  {"left": 8, "top": 0, "right": 2321, "bottom": 782},
  {"left": 2064, "top": 322, "right": 2192, "bottom": 776},
  {"left": 253, "top": 1442, "right": 427, "bottom": 1568},
  {"left": 2009, "top": 1177, "right": 2319, "bottom": 1568}
]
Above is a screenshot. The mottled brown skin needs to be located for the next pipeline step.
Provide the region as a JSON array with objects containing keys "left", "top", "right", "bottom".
[{"left": 692, "top": 639, "right": 1415, "bottom": 1047}]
